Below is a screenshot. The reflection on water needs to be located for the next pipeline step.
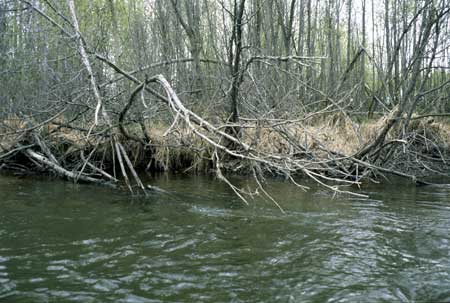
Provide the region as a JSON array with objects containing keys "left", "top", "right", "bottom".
[{"left": 1, "top": 174, "right": 450, "bottom": 302}]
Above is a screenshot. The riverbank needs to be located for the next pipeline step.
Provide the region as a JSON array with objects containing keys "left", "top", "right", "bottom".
[{"left": 1, "top": 111, "right": 450, "bottom": 198}]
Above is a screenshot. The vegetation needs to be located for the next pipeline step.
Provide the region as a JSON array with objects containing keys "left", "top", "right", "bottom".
[{"left": 0, "top": 0, "right": 449, "bottom": 206}]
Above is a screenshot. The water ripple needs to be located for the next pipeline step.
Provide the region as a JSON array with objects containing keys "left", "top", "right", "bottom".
[{"left": 1, "top": 175, "right": 450, "bottom": 302}]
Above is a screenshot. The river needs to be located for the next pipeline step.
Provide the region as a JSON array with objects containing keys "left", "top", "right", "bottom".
[{"left": 1, "top": 174, "right": 450, "bottom": 302}]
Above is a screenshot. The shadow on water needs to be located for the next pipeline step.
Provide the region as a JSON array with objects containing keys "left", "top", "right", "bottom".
[{"left": 1, "top": 173, "right": 450, "bottom": 302}]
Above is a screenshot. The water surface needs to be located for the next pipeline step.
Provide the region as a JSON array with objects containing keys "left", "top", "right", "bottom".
[{"left": 1, "top": 174, "right": 450, "bottom": 302}]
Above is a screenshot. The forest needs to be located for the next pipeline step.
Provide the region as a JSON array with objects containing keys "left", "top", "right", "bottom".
[{"left": 0, "top": 0, "right": 449, "bottom": 202}]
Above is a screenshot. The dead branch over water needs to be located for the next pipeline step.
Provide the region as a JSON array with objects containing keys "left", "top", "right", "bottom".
[{"left": 1, "top": 71, "right": 448, "bottom": 204}]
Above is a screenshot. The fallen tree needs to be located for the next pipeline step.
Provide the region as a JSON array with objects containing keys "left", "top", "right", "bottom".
[{"left": 2, "top": 70, "right": 449, "bottom": 210}]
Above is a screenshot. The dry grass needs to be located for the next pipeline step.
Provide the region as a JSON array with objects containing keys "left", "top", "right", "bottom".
[
  {"left": 0, "top": 115, "right": 27, "bottom": 152},
  {"left": 2, "top": 113, "right": 450, "bottom": 173},
  {"left": 138, "top": 115, "right": 450, "bottom": 170},
  {"left": 237, "top": 113, "right": 395, "bottom": 157}
]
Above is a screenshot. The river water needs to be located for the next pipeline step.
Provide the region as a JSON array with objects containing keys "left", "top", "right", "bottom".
[{"left": 1, "top": 174, "right": 450, "bottom": 302}]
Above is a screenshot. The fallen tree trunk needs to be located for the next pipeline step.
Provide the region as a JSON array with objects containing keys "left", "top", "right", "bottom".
[{"left": 24, "top": 148, "right": 114, "bottom": 186}]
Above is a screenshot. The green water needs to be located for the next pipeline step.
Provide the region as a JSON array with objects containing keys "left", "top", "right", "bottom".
[{"left": 1, "top": 174, "right": 450, "bottom": 302}]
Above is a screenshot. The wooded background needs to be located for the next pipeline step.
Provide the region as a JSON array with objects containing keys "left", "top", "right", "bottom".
[{"left": 1, "top": 0, "right": 449, "bottom": 123}]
